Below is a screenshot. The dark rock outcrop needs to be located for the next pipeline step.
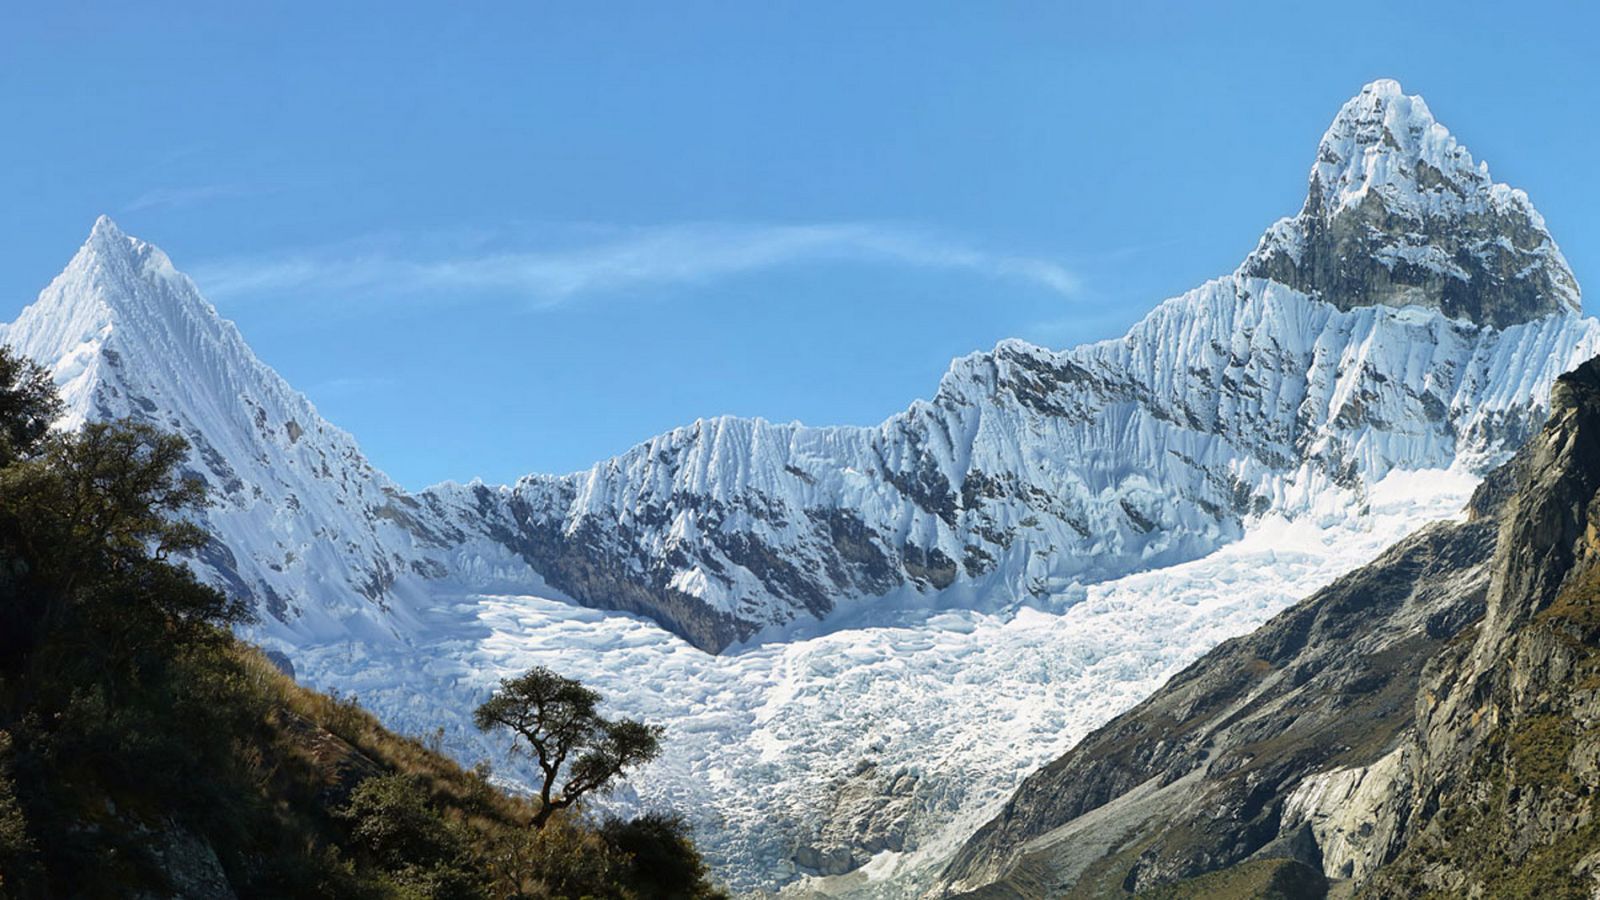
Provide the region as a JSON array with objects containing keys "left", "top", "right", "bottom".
[
  {"left": 1241, "top": 79, "right": 1580, "bottom": 329},
  {"left": 941, "top": 513, "right": 1498, "bottom": 896}
]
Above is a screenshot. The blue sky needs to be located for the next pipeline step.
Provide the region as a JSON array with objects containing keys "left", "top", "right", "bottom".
[{"left": 2, "top": 2, "right": 1596, "bottom": 488}]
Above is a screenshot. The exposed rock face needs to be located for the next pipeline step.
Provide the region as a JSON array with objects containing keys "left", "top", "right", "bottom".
[
  {"left": 794, "top": 761, "right": 922, "bottom": 877},
  {"left": 939, "top": 508, "right": 1500, "bottom": 896},
  {"left": 134, "top": 823, "right": 237, "bottom": 900},
  {"left": 1242, "top": 79, "right": 1580, "bottom": 329},
  {"left": 940, "top": 358, "right": 1600, "bottom": 898},
  {"left": 1279, "top": 745, "right": 1411, "bottom": 883},
  {"left": 1361, "top": 356, "right": 1600, "bottom": 896}
]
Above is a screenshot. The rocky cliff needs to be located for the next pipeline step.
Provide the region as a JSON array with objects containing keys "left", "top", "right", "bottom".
[
  {"left": 1241, "top": 79, "right": 1579, "bottom": 329},
  {"left": 940, "top": 357, "right": 1600, "bottom": 898},
  {"left": 1361, "top": 356, "right": 1600, "bottom": 896}
]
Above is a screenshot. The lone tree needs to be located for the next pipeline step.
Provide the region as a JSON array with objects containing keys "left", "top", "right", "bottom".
[{"left": 474, "top": 667, "right": 663, "bottom": 828}]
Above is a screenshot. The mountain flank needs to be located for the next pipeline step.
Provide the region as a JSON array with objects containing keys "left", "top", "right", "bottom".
[{"left": 939, "top": 356, "right": 1600, "bottom": 898}]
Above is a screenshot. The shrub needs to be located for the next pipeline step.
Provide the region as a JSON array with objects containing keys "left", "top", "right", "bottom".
[
  {"left": 0, "top": 731, "right": 39, "bottom": 890},
  {"left": 601, "top": 812, "right": 724, "bottom": 899},
  {"left": 340, "top": 773, "right": 484, "bottom": 900}
]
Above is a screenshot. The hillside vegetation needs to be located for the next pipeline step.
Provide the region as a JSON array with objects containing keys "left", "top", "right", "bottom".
[{"left": 0, "top": 347, "right": 722, "bottom": 898}]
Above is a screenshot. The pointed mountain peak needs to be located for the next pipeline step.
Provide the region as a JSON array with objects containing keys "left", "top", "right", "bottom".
[
  {"left": 80, "top": 214, "right": 146, "bottom": 273},
  {"left": 1310, "top": 78, "right": 1482, "bottom": 217},
  {"left": 90, "top": 213, "right": 124, "bottom": 240},
  {"left": 29, "top": 217, "right": 198, "bottom": 343},
  {"left": 3, "top": 219, "right": 223, "bottom": 419},
  {"left": 1241, "top": 81, "right": 1580, "bottom": 328},
  {"left": 74, "top": 214, "right": 180, "bottom": 284}
]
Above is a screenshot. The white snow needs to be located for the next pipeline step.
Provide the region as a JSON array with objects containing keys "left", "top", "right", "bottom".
[
  {"left": 7, "top": 218, "right": 1592, "bottom": 893},
  {"left": 420, "top": 273, "right": 1599, "bottom": 646},
  {"left": 1311, "top": 79, "right": 1537, "bottom": 227}
]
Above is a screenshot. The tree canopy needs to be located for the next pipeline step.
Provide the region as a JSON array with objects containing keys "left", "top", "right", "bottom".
[
  {"left": 0, "top": 414, "right": 245, "bottom": 669},
  {"left": 0, "top": 350, "right": 59, "bottom": 468},
  {"left": 474, "top": 666, "right": 664, "bottom": 828}
]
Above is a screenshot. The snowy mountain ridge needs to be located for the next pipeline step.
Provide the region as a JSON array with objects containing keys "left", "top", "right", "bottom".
[
  {"left": 5, "top": 82, "right": 1596, "bottom": 658},
  {"left": 410, "top": 81, "right": 1596, "bottom": 651},
  {"left": 425, "top": 276, "right": 1597, "bottom": 653},
  {"left": 4, "top": 79, "right": 1599, "bottom": 890}
]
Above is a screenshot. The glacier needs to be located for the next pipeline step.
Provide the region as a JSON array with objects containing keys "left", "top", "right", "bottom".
[
  {"left": 3, "top": 79, "right": 1596, "bottom": 891},
  {"left": 288, "top": 468, "right": 1482, "bottom": 893}
]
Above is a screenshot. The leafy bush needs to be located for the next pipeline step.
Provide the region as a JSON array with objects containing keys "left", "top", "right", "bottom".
[
  {"left": 340, "top": 773, "right": 483, "bottom": 900},
  {"left": 0, "top": 731, "right": 39, "bottom": 891},
  {"left": 600, "top": 812, "right": 724, "bottom": 899}
]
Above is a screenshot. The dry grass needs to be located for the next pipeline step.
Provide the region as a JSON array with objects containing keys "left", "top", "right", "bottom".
[{"left": 231, "top": 644, "right": 535, "bottom": 834}]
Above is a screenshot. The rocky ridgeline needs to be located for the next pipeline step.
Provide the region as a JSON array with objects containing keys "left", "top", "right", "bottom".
[{"left": 1243, "top": 79, "right": 1579, "bottom": 328}]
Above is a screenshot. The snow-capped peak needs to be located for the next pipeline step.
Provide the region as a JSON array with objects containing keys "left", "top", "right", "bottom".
[
  {"left": 1242, "top": 79, "right": 1579, "bottom": 328},
  {"left": 4, "top": 217, "right": 231, "bottom": 424},
  {"left": 31, "top": 215, "right": 189, "bottom": 318},
  {"left": 89, "top": 212, "right": 124, "bottom": 240},
  {"left": 80, "top": 214, "right": 176, "bottom": 281},
  {"left": 1313, "top": 79, "right": 1485, "bottom": 217},
  {"left": 2, "top": 216, "right": 466, "bottom": 643}
]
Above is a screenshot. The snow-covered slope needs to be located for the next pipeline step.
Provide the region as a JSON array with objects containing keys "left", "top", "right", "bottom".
[
  {"left": 3, "top": 79, "right": 1595, "bottom": 891},
  {"left": 7, "top": 82, "right": 1588, "bottom": 657}
]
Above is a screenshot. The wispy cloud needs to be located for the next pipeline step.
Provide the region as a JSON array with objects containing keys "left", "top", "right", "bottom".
[
  {"left": 311, "top": 375, "right": 399, "bottom": 397},
  {"left": 189, "top": 222, "right": 1079, "bottom": 308},
  {"left": 125, "top": 183, "right": 255, "bottom": 212}
]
